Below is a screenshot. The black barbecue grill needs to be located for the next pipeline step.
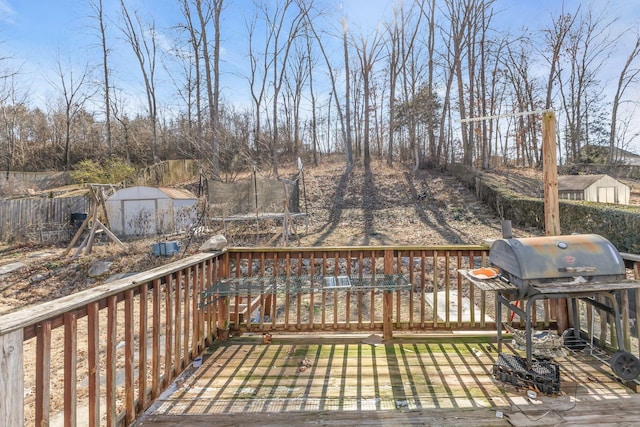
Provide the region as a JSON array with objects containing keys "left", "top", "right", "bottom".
[
  {"left": 461, "top": 233, "right": 640, "bottom": 391},
  {"left": 489, "top": 234, "right": 627, "bottom": 299}
]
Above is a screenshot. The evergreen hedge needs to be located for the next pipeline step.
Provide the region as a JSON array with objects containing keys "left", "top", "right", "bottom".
[{"left": 451, "top": 165, "right": 640, "bottom": 254}]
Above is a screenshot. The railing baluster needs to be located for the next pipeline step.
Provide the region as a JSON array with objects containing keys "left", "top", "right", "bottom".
[
  {"left": 124, "top": 290, "right": 135, "bottom": 425},
  {"left": 409, "top": 251, "right": 415, "bottom": 328},
  {"left": 36, "top": 321, "right": 51, "bottom": 426},
  {"left": 370, "top": 254, "right": 375, "bottom": 329},
  {"left": 198, "top": 262, "right": 206, "bottom": 357},
  {"left": 395, "top": 252, "right": 401, "bottom": 328},
  {"left": 285, "top": 253, "right": 291, "bottom": 329},
  {"left": 420, "top": 251, "right": 426, "bottom": 328},
  {"left": 357, "top": 251, "right": 364, "bottom": 329},
  {"left": 174, "top": 270, "right": 182, "bottom": 371},
  {"left": 271, "top": 252, "right": 278, "bottom": 329},
  {"left": 106, "top": 296, "right": 117, "bottom": 427},
  {"left": 63, "top": 311, "right": 77, "bottom": 427},
  {"left": 165, "top": 274, "right": 174, "bottom": 385},
  {"left": 151, "top": 279, "right": 161, "bottom": 401},
  {"left": 322, "top": 252, "right": 327, "bottom": 329},
  {"left": 183, "top": 267, "right": 191, "bottom": 365},
  {"left": 87, "top": 302, "right": 100, "bottom": 427},
  {"left": 309, "top": 251, "right": 316, "bottom": 329},
  {"left": 139, "top": 284, "right": 148, "bottom": 412},
  {"left": 456, "top": 251, "right": 463, "bottom": 329},
  {"left": 432, "top": 250, "right": 438, "bottom": 329},
  {"left": 193, "top": 263, "right": 202, "bottom": 354},
  {"left": 445, "top": 251, "right": 451, "bottom": 328},
  {"left": 296, "top": 253, "right": 302, "bottom": 330}
]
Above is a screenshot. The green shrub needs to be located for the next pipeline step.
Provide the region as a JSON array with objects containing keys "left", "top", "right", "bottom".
[{"left": 71, "top": 158, "right": 135, "bottom": 185}]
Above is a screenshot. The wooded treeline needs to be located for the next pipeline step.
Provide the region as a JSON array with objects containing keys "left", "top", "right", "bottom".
[{"left": 1, "top": 0, "right": 639, "bottom": 181}]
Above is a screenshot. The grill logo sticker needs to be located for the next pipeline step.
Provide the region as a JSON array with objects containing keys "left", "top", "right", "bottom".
[{"left": 564, "top": 255, "right": 576, "bottom": 264}]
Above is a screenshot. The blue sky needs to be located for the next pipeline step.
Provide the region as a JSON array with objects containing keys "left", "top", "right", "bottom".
[{"left": 1, "top": 0, "right": 640, "bottom": 151}]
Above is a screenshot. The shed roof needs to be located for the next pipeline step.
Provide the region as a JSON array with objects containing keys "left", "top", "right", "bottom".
[
  {"left": 107, "top": 186, "right": 197, "bottom": 201},
  {"left": 558, "top": 174, "right": 608, "bottom": 191},
  {"left": 158, "top": 187, "right": 197, "bottom": 199}
]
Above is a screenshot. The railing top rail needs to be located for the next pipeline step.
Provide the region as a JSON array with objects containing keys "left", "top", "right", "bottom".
[{"left": 224, "top": 244, "right": 490, "bottom": 253}]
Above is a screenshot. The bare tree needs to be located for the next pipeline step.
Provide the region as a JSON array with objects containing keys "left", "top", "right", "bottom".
[
  {"left": 303, "top": 11, "right": 349, "bottom": 164},
  {"left": 442, "top": 0, "right": 474, "bottom": 166},
  {"left": 246, "top": 10, "right": 270, "bottom": 161},
  {"left": 110, "top": 87, "right": 132, "bottom": 163},
  {"left": 283, "top": 41, "right": 309, "bottom": 160},
  {"left": 304, "top": 22, "right": 319, "bottom": 166},
  {"left": 541, "top": 8, "right": 578, "bottom": 110},
  {"left": 49, "top": 54, "right": 94, "bottom": 170},
  {"left": 353, "top": 31, "right": 385, "bottom": 169},
  {"left": 1, "top": 77, "right": 30, "bottom": 178},
  {"left": 265, "top": 0, "right": 307, "bottom": 175},
  {"left": 178, "top": 0, "right": 205, "bottom": 157},
  {"left": 502, "top": 38, "right": 542, "bottom": 167},
  {"left": 386, "top": 1, "right": 422, "bottom": 168},
  {"left": 89, "top": 0, "right": 113, "bottom": 156},
  {"left": 195, "top": 0, "right": 224, "bottom": 179},
  {"left": 609, "top": 30, "right": 640, "bottom": 162},
  {"left": 435, "top": 0, "right": 469, "bottom": 166},
  {"left": 342, "top": 16, "right": 354, "bottom": 166},
  {"left": 556, "top": 6, "right": 615, "bottom": 162},
  {"left": 119, "top": 0, "right": 159, "bottom": 163}
]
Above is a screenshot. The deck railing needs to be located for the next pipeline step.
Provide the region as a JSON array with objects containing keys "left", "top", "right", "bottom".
[{"left": 1, "top": 245, "right": 639, "bottom": 426}]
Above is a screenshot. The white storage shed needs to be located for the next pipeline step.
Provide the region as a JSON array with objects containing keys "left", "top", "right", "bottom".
[
  {"left": 106, "top": 186, "right": 198, "bottom": 236},
  {"left": 558, "top": 174, "right": 630, "bottom": 205}
]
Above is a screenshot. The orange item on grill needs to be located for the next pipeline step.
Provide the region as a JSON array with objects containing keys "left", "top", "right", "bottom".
[{"left": 468, "top": 267, "right": 499, "bottom": 280}]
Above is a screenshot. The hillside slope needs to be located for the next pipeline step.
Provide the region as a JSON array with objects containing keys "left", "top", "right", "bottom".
[{"left": 293, "top": 158, "right": 538, "bottom": 246}]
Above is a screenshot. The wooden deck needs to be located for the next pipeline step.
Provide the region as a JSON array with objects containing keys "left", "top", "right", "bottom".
[{"left": 134, "top": 334, "right": 640, "bottom": 427}]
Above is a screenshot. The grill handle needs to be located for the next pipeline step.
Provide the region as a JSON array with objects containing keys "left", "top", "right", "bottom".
[{"left": 559, "top": 266, "right": 597, "bottom": 273}]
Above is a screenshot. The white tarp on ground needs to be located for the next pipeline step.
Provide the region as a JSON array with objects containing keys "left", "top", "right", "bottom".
[{"left": 424, "top": 290, "right": 494, "bottom": 323}]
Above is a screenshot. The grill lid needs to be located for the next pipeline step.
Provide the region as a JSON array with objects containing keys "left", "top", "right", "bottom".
[{"left": 489, "top": 234, "right": 626, "bottom": 283}]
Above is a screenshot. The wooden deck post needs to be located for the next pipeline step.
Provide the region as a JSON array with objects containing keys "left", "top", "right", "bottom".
[
  {"left": 383, "top": 250, "right": 394, "bottom": 341},
  {"left": 1, "top": 329, "right": 24, "bottom": 427}
]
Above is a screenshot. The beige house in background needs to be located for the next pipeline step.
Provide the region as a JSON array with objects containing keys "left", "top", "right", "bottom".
[{"left": 558, "top": 174, "right": 630, "bottom": 204}]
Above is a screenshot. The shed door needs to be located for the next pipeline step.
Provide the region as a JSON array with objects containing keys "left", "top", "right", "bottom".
[
  {"left": 124, "top": 199, "right": 156, "bottom": 235},
  {"left": 597, "top": 186, "right": 615, "bottom": 204}
]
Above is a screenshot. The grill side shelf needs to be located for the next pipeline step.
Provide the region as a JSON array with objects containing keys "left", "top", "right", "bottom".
[{"left": 530, "top": 279, "right": 640, "bottom": 294}]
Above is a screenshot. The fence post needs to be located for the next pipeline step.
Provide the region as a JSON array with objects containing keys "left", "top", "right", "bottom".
[{"left": 1, "top": 329, "right": 24, "bottom": 427}]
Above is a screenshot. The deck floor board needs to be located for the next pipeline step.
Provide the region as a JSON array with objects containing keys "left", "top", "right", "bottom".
[{"left": 134, "top": 334, "right": 639, "bottom": 427}]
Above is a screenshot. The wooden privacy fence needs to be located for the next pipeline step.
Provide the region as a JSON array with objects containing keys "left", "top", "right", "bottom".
[
  {"left": 1, "top": 245, "right": 640, "bottom": 426},
  {"left": 0, "top": 195, "right": 91, "bottom": 243}
]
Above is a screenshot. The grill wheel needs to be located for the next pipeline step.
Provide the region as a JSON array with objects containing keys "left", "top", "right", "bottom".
[{"left": 610, "top": 351, "right": 640, "bottom": 380}]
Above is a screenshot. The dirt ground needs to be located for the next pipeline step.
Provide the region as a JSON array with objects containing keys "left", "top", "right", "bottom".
[{"left": 4, "top": 158, "right": 640, "bottom": 315}]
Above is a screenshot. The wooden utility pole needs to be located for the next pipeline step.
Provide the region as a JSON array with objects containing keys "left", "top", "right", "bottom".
[
  {"left": 541, "top": 111, "right": 569, "bottom": 332},
  {"left": 460, "top": 109, "right": 568, "bottom": 331},
  {"left": 542, "top": 111, "right": 560, "bottom": 236}
]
